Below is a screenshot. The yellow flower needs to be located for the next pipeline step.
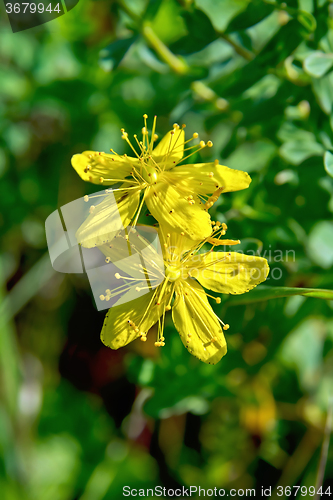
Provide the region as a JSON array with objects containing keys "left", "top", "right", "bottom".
[
  {"left": 97, "top": 224, "right": 269, "bottom": 365},
  {"left": 72, "top": 115, "right": 251, "bottom": 248}
]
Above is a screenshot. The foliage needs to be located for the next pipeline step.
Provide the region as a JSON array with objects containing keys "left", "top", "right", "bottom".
[{"left": 1, "top": 0, "right": 333, "bottom": 497}]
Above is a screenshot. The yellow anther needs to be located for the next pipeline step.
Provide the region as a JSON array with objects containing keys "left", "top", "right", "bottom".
[
  {"left": 99, "top": 295, "right": 105, "bottom": 301},
  {"left": 188, "top": 334, "right": 192, "bottom": 337},
  {"left": 181, "top": 232, "right": 185, "bottom": 236},
  {"left": 122, "top": 132, "right": 128, "bottom": 139},
  {"left": 115, "top": 273, "right": 121, "bottom": 279},
  {"left": 99, "top": 177, "right": 104, "bottom": 183},
  {"left": 164, "top": 243, "right": 168, "bottom": 248},
  {"left": 222, "top": 222, "right": 227, "bottom": 230},
  {"left": 207, "top": 140, "right": 213, "bottom": 147},
  {"left": 200, "top": 140, "right": 206, "bottom": 147},
  {"left": 208, "top": 172, "right": 214, "bottom": 177},
  {"left": 134, "top": 327, "right": 139, "bottom": 332},
  {"left": 223, "top": 324, "right": 230, "bottom": 330},
  {"left": 182, "top": 124, "right": 186, "bottom": 129},
  {"left": 135, "top": 287, "right": 140, "bottom": 291},
  {"left": 173, "top": 123, "right": 179, "bottom": 129},
  {"left": 154, "top": 342, "right": 161, "bottom": 347},
  {"left": 165, "top": 305, "right": 171, "bottom": 311},
  {"left": 161, "top": 337, "right": 165, "bottom": 341},
  {"left": 193, "top": 132, "right": 199, "bottom": 138},
  {"left": 89, "top": 205, "right": 95, "bottom": 213},
  {"left": 214, "top": 159, "right": 219, "bottom": 165},
  {"left": 140, "top": 336, "right": 147, "bottom": 342},
  {"left": 216, "top": 297, "right": 221, "bottom": 304},
  {"left": 143, "top": 114, "right": 148, "bottom": 119},
  {"left": 84, "top": 195, "right": 89, "bottom": 202},
  {"left": 167, "top": 233, "right": 170, "bottom": 238},
  {"left": 142, "top": 127, "right": 147, "bottom": 134},
  {"left": 105, "top": 257, "right": 110, "bottom": 263},
  {"left": 215, "top": 221, "right": 221, "bottom": 227}
]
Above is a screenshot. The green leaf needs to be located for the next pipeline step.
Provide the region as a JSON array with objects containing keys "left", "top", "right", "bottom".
[
  {"left": 279, "top": 139, "right": 324, "bottom": 165},
  {"left": 303, "top": 51, "right": 333, "bottom": 78},
  {"left": 225, "top": 140, "right": 276, "bottom": 173},
  {"left": 308, "top": 221, "right": 333, "bottom": 269},
  {"left": 210, "top": 19, "right": 312, "bottom": 97},
  {"left": 279, "top": 318, "right": 324, "bottom": 392},
  {"left": 228, "top": 286, "right": 333, "bottom": 305},
  {"left": 225, "top": 0, "right": 274, "bottom": 33},
  {"left": 185, "top": 8, "right": 217, "bottom": 46},
  {"left": 195, "top": 0, "right": 250, "bottom": 32},
  {"left": 297, "top": 10, "right": 317, "bottom": 32},
  {"left": 324, "top": 151, "right": 333, "bottom": 177},
  {"left": 27, "top": 436, "right": 80, "bottom": 500},
  {"left": 312, "top": 71, "right": 333, "bottom": 114},
  {"left": 143, "top": 0, "right": 164, "bottom": 20},
  {"left": 173, "top": 8, "right": 218, "bottom": 55},
  {"left": 99, "top": 36, "right": 138, "bottom": 71}
]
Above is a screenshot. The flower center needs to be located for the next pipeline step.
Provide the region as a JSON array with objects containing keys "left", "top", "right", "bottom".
[
  {"left": 165, "top": 265, "right": 181, "bottom": 282},
  {"left": 141, "top": 164, "right": 158, "bottom": 184}
]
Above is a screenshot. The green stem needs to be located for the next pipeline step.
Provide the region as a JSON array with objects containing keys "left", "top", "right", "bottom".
[
  {"left": 270, "top": 428, "right": 321, "bottom": 500},
  {"left": 142, "top": 24, "right": 188, "bottom": 74},
  {"left": 117, "top": 0, "right": 188, "bottom": 74},
  {"left": 220, "top": 33, "right": 254, "bottom": 61},
  {"left": 315, "top": 398, "right": 333, "bottom": 500}
]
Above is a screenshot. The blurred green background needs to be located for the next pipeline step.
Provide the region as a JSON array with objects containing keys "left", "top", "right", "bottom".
[{"left": 1, "top": 0, "right": 333, "bottom": 498}]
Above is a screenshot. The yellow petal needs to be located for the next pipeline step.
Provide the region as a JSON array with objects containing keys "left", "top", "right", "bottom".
[
  {"left": 172, "top": 279, "right": 227, "bottom": 365},
  {"left": 101, "top": 283, "right": 169, "bottom": 349},
  {"left": 158, "top": 226, "right": 197, "bottom": 262},
  {"left": 76, "top": 186, "right": 141, "bottom": 248},
  {"left": 167, "top": 162, "right": 251, "bottom": 195},
  {"left": 145, "top": 181, "right": 212, "bottom": 241},
  {"left": 152, "top": 129, "right": 185, "bottom": 166},
  {"left": 187, "top": 252, "right": 269, "bottom": 294},
  {"left": 71, "top": 151, "right": 137, "bottom": 185}
]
